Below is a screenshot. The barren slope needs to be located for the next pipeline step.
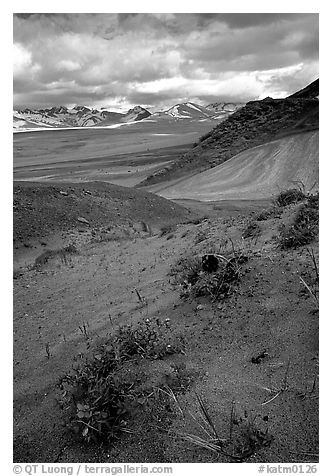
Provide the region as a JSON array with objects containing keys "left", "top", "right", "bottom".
[
  {"left": 149, "top": 131, "right": 318, "bottom": 201},
  {"left": 140, "top": 80, "right": 318, "bottom": 187},
  {"left": 13, "top": 181, "right": 194, "bottom": 248}
]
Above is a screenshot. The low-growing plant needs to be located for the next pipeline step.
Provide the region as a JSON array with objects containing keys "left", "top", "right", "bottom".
[
  {"left": 307, "top": 193, "right": 319, "bottom": 209},
  {"left": 59, "top": 355, "right": 134, "bottom": 442},
  {"left": 171, "top": 253, "right": 247, "bottom": 301},
  {"left": 113, "top": 319, "right": 185, "bottom": 360},
  {"left": 178, "top": 394, "right": 272, "bottom": 462},
  {"left": 190, "top": 257, "right": 244, "bottom": 300},
  {"left": 275, "top": 188, "right": 306, "bottom": 207},
  {"left": 161, "top": 362, "right": 197, "bottom": 393},
  {"left": 279, "top": 197, "right": 318, "bottom": 249},
  {"left": 59, "top": 318, "right": 185, "bottom": 443},
  {"left": 242, "top": 221, "right": 261, "bottom": 239},
  {"left": 170, "top": 255, "right": 202, "bottom": 288},
  {"left": 255, "top": 207, "right": 281, "bottom": 221},
  {"left": 33, "top": 243, "right": 78, "bottom": 268}
]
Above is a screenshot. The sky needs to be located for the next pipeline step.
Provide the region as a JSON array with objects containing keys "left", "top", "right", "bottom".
[{"left": 13, "top": 13, "right": 319, "bottom": 112}]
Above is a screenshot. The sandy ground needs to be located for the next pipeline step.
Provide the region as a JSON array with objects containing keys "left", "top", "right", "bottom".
[
  {"left": 146, "top": 132, "right": 318, "bottom": 201},
  {"left": 13, "top": 196, "right": 318, "bottom": 463}
]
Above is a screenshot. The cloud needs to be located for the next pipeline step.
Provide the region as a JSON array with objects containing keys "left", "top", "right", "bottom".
[
  {"left": 13, "top": 13, "right": 319, "bottom": 110},
  {"left": 13, "top": 43, "right": 33, "bottom": 76}
]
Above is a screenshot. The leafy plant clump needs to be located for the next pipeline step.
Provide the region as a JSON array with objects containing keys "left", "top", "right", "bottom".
[
  {"left": 60, "top": 353, "right": 132, "bottom": 442},
  {"left": 191, "top": 257, "right": 245, "bottom": 300},
  {"left": 171, "top": 253, "right": 247, "bottom": 301},
  {"left": 279, "top": 195, "right": 319, "bottom": 249},
  {"left": 275, "top": 188, "right": 306, "bottom": 207},
  {"left": 114, "top": 319, "right": 185, "bottom": 360},
  {"left": 59, "top": 318, "right": 185, "bottom": 442}
]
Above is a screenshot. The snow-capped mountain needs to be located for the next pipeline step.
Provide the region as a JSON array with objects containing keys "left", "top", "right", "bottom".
[
  {"left": 151, "top": 101, "right": 243, "bottom": 122},
  {"left": 13, "top": 101, "right": 241, "bottom": 131},
  {"left": 162, "top": 102, "right": 212, "bottom": 119},
  {"left": 13, "top": 105, "right": 152, "bottom": 130},
  {"left": 205, "top": 102, "right": 244, "bottom": 115},
  {"left": 123, "top": 106, "right": 151, "bottom": 122}
]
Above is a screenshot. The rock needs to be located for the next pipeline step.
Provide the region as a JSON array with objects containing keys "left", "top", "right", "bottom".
[
  {"left": 202, "top": 254, "right": 219, "bottom": 273},
  {"left": 59, "top": 191, "right": 68, "bottom": 196},
  {"left": 196, "top": 304, "right": 205, "bottom": 311},
  {"left": 251, "top": 350, "right": 268, "bottom": 364},
  {"left": 77, "top": 217, "right": 90, "bottom": 225}
]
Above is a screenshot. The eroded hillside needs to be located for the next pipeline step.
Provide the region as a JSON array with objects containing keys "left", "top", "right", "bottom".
[{"left": 141, "top": 80, "right": 319, "bottom": 187}]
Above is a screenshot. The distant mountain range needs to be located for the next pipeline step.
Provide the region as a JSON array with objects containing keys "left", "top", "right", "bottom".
[
  {"left": 13, "top": 105, "right": 151, "bottom": 130},
  {"left": 13, "top": 101, "right": 244, "bottom": 131}
]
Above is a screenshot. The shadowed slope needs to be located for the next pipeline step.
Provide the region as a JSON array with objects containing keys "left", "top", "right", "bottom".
[
  {"left": 150, "top": 131, "right": 318, "bottom": 201},
  {"left": 13, "top": 181, "right": 193, "bottom": 245}
]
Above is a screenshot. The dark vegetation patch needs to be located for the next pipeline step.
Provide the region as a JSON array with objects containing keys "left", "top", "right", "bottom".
[
  {"left": 279, "top": 194, "right": 319, "bottom": 249},
  {"left": 275, "top": 188, "right": 307, "bottom": 207},
  {"left": 242, "top": 221, "right": 261, "bottom": 239},
  {"left": 33, "top": 243, "right": 79, "bottom": 269},
  {"left": 171, "top": 252, "right": 248, "bottom": 301},
  {"left": 59, "top": 318, "right": 186, "bottom": 443},
  {"left": 255, "top": 207, "right": 282, "bottom": 221}
]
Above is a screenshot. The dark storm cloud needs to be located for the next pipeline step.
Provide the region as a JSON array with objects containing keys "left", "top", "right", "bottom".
[{"left": 13, "top": 13, "right": 319, "bottom": 110}]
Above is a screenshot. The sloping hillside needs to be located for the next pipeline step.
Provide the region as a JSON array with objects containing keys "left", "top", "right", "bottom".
[
  {"left": 149, "top": 131, "right": 318, "bottom": 201},
  {"left": 13, "top": 181, "right": 193, "bottom": 246},
  {"left": 288, "top": 79, "right": 319, "bottom": 99},
  {"left": 140, "top": 79, "right": 319, "bottom": 187}
]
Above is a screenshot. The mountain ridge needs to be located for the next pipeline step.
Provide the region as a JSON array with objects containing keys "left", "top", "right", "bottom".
[
  {"left": 13, "top": 105, "right": 152, "bottom": 130},
  {"left": 13, "top": 100, "right": 243, "bottom": 131},
  {"left": 139, "top": 79, "right": 319, "bottom": 187}
]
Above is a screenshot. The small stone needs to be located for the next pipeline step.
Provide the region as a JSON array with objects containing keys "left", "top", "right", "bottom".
[
  {"left": 196, "top": 304, "right": 205, "bottom": 311},
  {"left": 77, "top": 217, "right": 90, "bottom": 225}
]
